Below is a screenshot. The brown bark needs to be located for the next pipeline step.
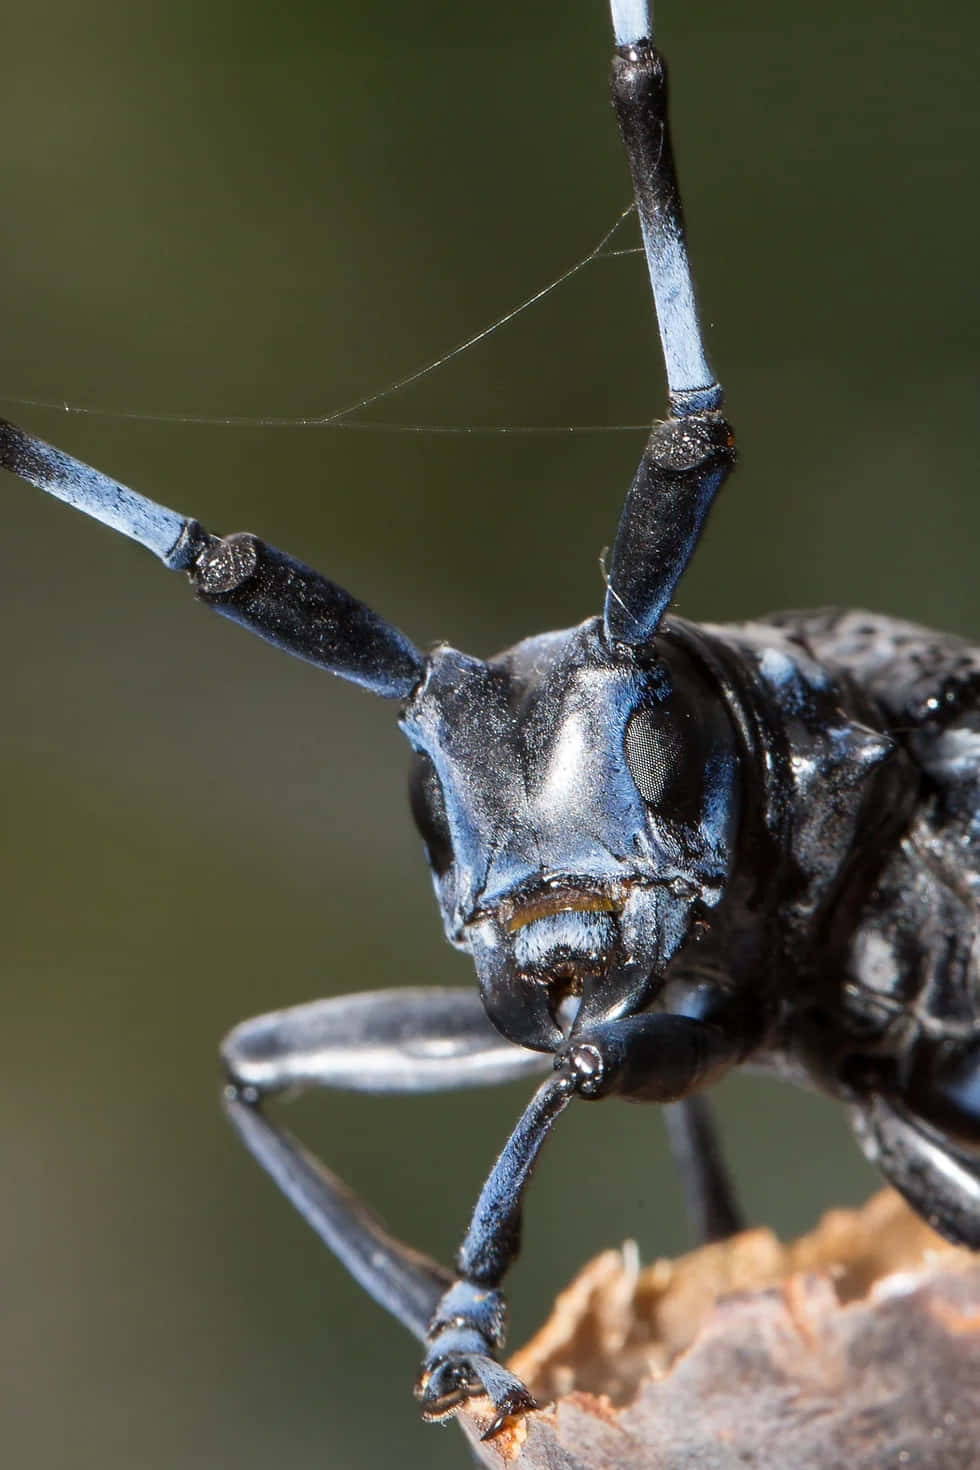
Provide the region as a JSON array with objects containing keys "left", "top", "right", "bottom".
[{"left": 459, "top": 1191, "right": 980, "bottom": 1468}]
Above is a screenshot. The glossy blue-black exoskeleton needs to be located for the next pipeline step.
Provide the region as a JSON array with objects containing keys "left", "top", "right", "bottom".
[{"left": 2, "top": 0, "right": 978, "bottom": 1438}]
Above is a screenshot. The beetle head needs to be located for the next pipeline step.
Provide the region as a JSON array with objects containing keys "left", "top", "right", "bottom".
[{"left": 400, "top": 618, "right": 739, "bottom": 1051}]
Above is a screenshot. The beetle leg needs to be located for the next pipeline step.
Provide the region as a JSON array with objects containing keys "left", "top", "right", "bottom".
[
  {"left": 224, "top": 1094, "right": 453, "bottom": 1341},
  {"left": 417, "top": 1068, "right": 577, "bottom": 1431},
  {"left": 851, "top": 1094, "right": 980, "bottom": 1250},
  {"left": 664, "top": 1096, "right": 745, "bottom": 1243},
  {"left": 418, "top": 1012, "right": 746, "bottom": 1431},
  {"left": 903, "top": 1035, "right": 980, "bottom": 1147},
  {"left": 221, "top": 988, "right": 550, "bottom": 1343},
  {"left": 851, "top": 1035, "right": 980, "bottom": 1250}
]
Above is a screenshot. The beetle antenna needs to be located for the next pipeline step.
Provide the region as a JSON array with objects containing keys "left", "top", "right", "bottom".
[
  {"left": 608, "top": 0, "right": 720, "bottom": 417},
  {"left": 602, "top": 3, "right": 735, "bottom": 647},
  {"left": 0, "top": 417, "right": 424, "bottom": 698}
]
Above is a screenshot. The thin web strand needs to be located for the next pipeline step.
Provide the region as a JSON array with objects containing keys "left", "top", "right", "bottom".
[{"left": 0, "top": 209, "right": 650, "bottom": 436}]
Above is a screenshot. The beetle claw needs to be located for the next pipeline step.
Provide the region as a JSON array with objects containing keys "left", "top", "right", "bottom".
[
  {"left": 415, "top": 1350, "right": 536, "bottom": 1428},
  {"left": 480, "top": 1382, "right": 538, "bottom": 1439},
  {"left": 415, "top": 1355, "right": 482, "bottom": 1422}
]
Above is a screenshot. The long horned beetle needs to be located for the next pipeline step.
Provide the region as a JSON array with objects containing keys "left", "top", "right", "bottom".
[{"left": 2, "top": 0, "right": 978, "bottom": 1438}]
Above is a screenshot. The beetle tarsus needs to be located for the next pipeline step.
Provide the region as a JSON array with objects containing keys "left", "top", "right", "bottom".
[{"left": 415, "top": 1349, "right": 535, "bottom": 1428}]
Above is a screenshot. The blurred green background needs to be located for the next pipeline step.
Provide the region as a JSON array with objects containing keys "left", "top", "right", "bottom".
[{"left": 1, "top": 3, "right": 977, "bottom": 1467}]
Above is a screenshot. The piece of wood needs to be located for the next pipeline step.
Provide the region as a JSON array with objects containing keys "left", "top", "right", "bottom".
[{"left": 459, "top": 1191, "right": 980, "bottom": 1468}]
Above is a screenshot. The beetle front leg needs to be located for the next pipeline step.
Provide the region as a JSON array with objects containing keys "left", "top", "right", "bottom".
[
  {"left": 416, "top": 1068, "right": 576, "bottom": 1430},
  {"left": 418, "top": 1011, "right": 744, "bottom": 1432}
]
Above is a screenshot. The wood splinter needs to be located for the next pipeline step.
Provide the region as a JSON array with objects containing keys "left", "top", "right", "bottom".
[{"left": 460, "top": 1191, "right": 980, "bottom": 1468}]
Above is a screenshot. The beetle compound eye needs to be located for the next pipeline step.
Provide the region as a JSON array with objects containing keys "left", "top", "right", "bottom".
[
  {"left": 408, "top": 751, "right": 454, "bottom": 877},
  {"left": 624, "top": 706, "right": 683, "bottom": 805}
]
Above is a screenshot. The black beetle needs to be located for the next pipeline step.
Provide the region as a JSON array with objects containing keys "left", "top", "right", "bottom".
[{"left": 2, "top": 0, "right": 978, "bottom": 1449}]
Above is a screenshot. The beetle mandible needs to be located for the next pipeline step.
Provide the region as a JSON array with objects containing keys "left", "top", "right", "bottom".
[{"left": 3, "top": 0, "right": 979, "bottom": 1442}]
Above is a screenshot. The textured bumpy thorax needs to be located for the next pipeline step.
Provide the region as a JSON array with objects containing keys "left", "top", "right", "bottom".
[
  {"left": 762, "top": 611, "right": 980, "bottom": 1072},
  {"left": 662, "top": 614, "right": 926, "bottom": 1085}
]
